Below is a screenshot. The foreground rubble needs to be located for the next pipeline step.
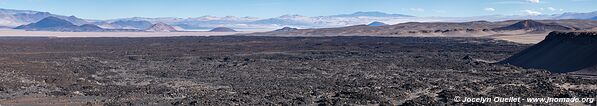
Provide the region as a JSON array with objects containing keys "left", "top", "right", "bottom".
[{"left": 0, "top": 36, "right": 595, "bottom": 105}]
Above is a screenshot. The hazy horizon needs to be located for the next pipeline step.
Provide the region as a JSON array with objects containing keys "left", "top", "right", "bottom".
[{"left": 0, "top": 0, "right": 595, "bottom": 19}]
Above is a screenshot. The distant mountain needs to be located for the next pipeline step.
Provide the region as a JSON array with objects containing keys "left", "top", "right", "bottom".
[
  {"left": 249, "top": 18, "right": 314, "bottom": 27},
  {"left": 0, "top": 8, "right": 37, "bottom": 15},
  {"left": 274, "top": 27, "right": 299, "bottom": 32},
  {"left": 145, "top": 22, "right": 177, "bottom": 32},
  {"left": 110, "top": 16, "right": 261, "bottom": 30},
  {"left": 110, "top": 11, "right": 597, "bottom": 30},
  {"left": 0, "top": 8, "right": 89, "bottom": 27},
  {"left": 331, "top": 11, "right": 413, "bottom": 17},
  {"left": 0, "top": 26, "right": 13, "bottom": 29},
  {"left": 591, "top": 16, "right": 597, "bottom": 20},
  {"left": 245, "top": 19, "right": 596, "bottom": 37},
  {"left": 367, "top": 21, "right": 389, "bottom": 26},
  {"left": 209, "top": 27, "right": 237, "bottom": 32},
  {"left": 15, "top": 16, "right": 74, "bottom": 29},
  {"left": 108, "top": 20, "right": 153, "bottom": 29},
  {"left": 555, "top": 11, "right": 597, "bottom": 19},
  {"left": 15, "top": 17, "right": 103, "bottom": 32},
  {"left": 492, "top": 20, "right": 573, "bottom": 32}
]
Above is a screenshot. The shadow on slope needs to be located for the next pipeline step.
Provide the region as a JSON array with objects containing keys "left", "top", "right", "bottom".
[{"left": 500, "top": 31, "right": 597, "bottom": 74}]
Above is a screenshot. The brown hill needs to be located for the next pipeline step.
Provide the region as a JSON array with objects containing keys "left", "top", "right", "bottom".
[{"left": 500, "top": 31, "right": 597, "bottom": 74}]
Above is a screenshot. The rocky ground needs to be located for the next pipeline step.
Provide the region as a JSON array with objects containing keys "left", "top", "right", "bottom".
[{"left": 0, "top": 36, "right": 596, "bottom": 106}]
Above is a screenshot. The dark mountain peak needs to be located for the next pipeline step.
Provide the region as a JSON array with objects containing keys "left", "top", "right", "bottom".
[
  {"left": 367, "top": 21, "right": 388, "bottom": 26},
  {"left": 14, "top": 17, "right": 104, "bottom": 32},
  {"left": 274, "top": 27, "right": 299, "bottom": 32},
  {"left": 15, "top": 16, "right": 75, "bottom": 29},
  {"left": 36, "top": 16, "right": 74, "bottom": 26},
  {"left": 68, "top": 15, "right": 78, "bottom": 19},
  {"left": 209, "top": 27, "right": 237, "bottom": 32},
  {"left": 146, "top": 22, "right": 177, "bottom": 32},
  {"left": 515, "top": 20, "right": 545, "bottom": 27}
]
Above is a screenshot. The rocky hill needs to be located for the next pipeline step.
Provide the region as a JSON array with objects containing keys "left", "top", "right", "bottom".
[
  {"left": 209, "top": 27, "right": 237, "bottom": 32},
  {"left": 145, "top": 22, "right": 177, "bottom": 32},
  {"left": 500, "top": 31, "right": 597, "bottom": 74}
]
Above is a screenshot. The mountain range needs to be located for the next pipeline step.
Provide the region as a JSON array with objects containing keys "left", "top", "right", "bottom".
[
  {"left": 14, "top": 16, "right": 103, "bottom": 32},
  {"left": 246, "top": 20, "right": 597, "bottom": 37},
  {"left": 1, "top": 8, "right": 597, "bottom": 31}
]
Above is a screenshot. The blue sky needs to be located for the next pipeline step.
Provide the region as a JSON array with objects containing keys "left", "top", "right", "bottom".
[{"left": 0, "top": 0, "right": 595, "bottom": 19}]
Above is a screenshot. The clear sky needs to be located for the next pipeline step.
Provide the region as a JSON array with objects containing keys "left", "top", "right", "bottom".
[{"left": 0, "top": 0, "right": 595, "bottom": 19}]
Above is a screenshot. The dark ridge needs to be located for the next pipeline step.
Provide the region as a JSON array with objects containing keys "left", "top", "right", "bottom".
[
  {"left": 209, "top": 27, "right": 237, "bottom": 32},
  {"left": 11, "top": 17, "right": 140, "bottom": 32},
  {"left": 274, "top": 27, "right": 298, "bottom": 32},
  {"left": 500, "top": 31, "right": 597, "bottom": 74},
  {"left": 492, "top": 20, "right": 573, "bottom": 32},
  {"left": 15, "top": 16, "right": 75, "bottom": 29}
]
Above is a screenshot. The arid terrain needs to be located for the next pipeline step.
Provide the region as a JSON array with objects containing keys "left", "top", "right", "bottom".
[{"left": 0, "top": 36, "right": 596, "bottom": 105}]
